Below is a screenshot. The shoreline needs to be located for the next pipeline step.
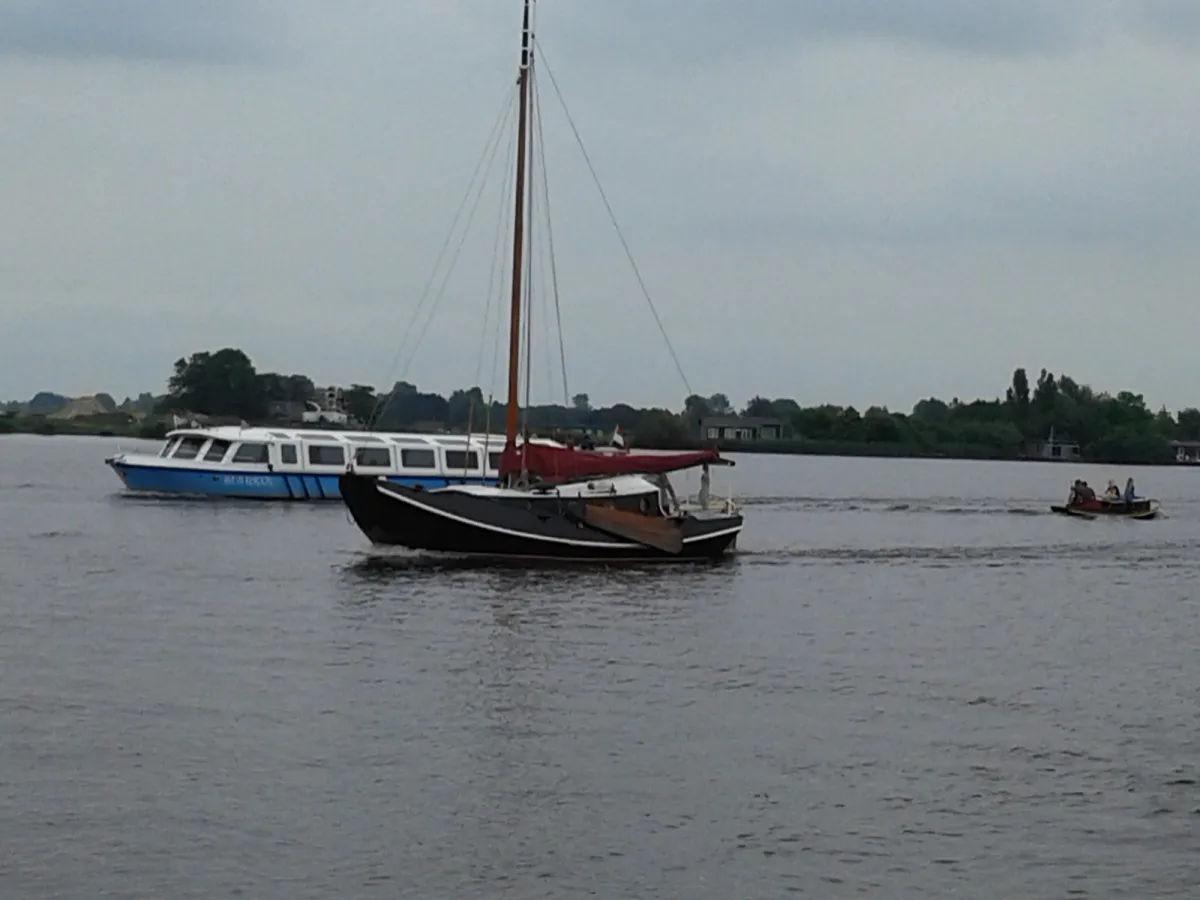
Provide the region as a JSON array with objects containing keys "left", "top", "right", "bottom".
[{"left": 2, "top": 417, "right": 1192, "bottom": 467}]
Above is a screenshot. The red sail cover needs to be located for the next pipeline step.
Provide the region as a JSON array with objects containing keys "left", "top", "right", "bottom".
[{"left": 498, "top": 442, "right": 723, "bottom": 483}]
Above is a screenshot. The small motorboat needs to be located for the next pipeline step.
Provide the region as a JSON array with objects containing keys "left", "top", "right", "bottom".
[{"left": 1050, "top": 497, "right": 1161, "bottom": 520}]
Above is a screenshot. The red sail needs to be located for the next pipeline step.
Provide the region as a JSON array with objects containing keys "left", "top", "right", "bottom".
[{"left": 498, "top": 442, "right": 724, "bottom": 483}]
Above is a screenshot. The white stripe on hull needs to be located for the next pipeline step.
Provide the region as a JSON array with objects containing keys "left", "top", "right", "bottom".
[{"left": 373, "top": 481, "right": 742, "bottom": 550}]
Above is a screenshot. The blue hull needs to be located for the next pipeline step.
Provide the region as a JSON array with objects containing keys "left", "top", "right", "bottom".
[{"left": 108, "top": 462, "right": 495, "bottom": 500}]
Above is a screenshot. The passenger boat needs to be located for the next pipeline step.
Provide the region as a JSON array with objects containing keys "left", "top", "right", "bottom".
[
  {"left": 1050, "top": 497, "right": 1161, "bottom": 520},
  {"left": 338, "top": 0, "right": 745, "bottom": 561},
  {"left": 106, "top": 426, "right": 519, "bottom": 500}
]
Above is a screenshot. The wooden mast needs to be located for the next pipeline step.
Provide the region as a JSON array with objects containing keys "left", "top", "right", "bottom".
[{"left": 504, "top": 0, "right": 533, "bottom": 448}]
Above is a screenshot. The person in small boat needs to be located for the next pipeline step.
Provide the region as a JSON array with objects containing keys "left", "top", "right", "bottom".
[
  {"left": 1124, "top": 477, "right": 1136, "bottom": 502},
  {"left": 1104, "top": 480, "right": 1120, "bottom": 500},
  {"left": 1075, "top": 481, "right": 1096, "bottom": 504}
]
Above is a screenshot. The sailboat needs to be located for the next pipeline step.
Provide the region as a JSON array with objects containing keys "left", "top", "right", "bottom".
[{"left": 338, "top": 0, "right": 744, "bottom": 561}]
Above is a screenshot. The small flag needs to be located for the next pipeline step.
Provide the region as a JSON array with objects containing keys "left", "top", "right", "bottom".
[{"left": 610, "top": 425, "right": 625, "bottom": 449}]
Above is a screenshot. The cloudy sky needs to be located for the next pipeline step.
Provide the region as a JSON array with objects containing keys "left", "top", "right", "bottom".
[{"left": 2, "top": 0, "right": 1199, "bottom": 413}]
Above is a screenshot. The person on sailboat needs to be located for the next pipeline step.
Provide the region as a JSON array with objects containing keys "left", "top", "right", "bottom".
[
  {"left": 698, "top": 463, "right": 711, "bottom": 511},
  {"left": 651, "top": 472, "right": 679, "bottom": 515}
]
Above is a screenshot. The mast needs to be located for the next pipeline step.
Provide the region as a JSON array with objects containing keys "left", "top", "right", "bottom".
[{"left": 504, "top": 0, "right": 533, "bottom": 447}]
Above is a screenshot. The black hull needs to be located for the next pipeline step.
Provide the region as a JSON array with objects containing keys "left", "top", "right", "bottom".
[{"left": 339, "top": 474, "right": 742, "bottom": 561}]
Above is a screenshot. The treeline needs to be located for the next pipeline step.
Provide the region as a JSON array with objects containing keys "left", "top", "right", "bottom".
[
  {"left": 5, "top": 349, "right": 1195, "bottom": 464},
  {"left": 737, "top": 368, "right": 1188, "bottom": 463},
  {"left": 150, "top": 351, "right": 1194, "bottom": 463}
]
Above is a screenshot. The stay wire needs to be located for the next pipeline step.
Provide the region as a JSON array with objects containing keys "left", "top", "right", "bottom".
[{"left": 533, "top": 39, "right": 694, "bottom": 398}]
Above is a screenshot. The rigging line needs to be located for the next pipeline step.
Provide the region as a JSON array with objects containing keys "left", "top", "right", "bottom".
[
  {"left": 532, "top": 63, "right": 569, "bottom": 407},
  {"left": 391, "top": 89, "right": 518, "bottom": 395},
  {"left": 526, "top": 0, "right": 560, "bottom": 411},
  {"left": 386, "top": 84, "right": 516, "bottom": 374},
  {"left": 536, "top": 197, "right": 556, "bottom": 413},
  {"left": 533, "top": 40, "right": 694, "bottom": 397},
  {"left": 482, "top": 106, "right": 517, "bottom": 409},
  {"left": 474, "top": 93, "right": 519, "bottom": 395},
  {"left": 528, "top": 64, "right": 554, "bottom": 411},
  {"left": 486, "top": 156, "right": 513, "bottom": 413},
  {"left": 368, "top": 83, "right": 518, "bottom": 428}
]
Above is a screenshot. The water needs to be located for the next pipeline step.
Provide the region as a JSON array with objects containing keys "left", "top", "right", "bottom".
[{"left": 1, "top": 435, "right": 1197, "bottom": 898}]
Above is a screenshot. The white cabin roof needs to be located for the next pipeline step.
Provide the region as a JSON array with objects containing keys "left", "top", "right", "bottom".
[{"left": 162, "top": 425, "right": 570, "bottom": 450}]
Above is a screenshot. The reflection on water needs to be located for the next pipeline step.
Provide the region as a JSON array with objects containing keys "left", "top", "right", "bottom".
[
  {"left": 344, "top": 551, "right": 741, "bottom": 576},
  {"left": 2, "top": 437, "right": 1199, "bottom": 899}
]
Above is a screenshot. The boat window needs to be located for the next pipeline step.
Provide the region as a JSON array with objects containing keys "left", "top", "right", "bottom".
[
  {"left": 400, "top": 448, "right": 436, "bottom": 469},
  {"left": 445, "top": 450, "right": 480, "bottom": 471},
  {"left": 231, "top": 442, "right": 270, "bottom": 464},
  {"left": 203, "top": 439, "right": 232, "bottom": 462},
  {"left": 159, "top": 438, "right": 180, "bottom": 458},
  {"left": 308, "top": 445, "right": 345, "bottom": 466},
  {"left": 172, "top": 436, "right": 206, "bottom": 460},
  {"left": 487, "top": 451, "right": 502, "bottom": 471},
  {"left": 354, "top": 447, "right": 392, "bottom": 467},
  {"left": 280, "top": 444, "right": 298, "bottom": 465}
]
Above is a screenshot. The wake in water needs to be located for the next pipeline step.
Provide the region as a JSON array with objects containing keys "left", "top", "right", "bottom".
[
  {"left": 737, "top": 493, "right": 1189, "bottom": 519},
  {"left": 735, "top": 538, "right": 1200, "bottom": 567},
  {"left": 738, "top": 495, "right": 1052, "bottom": 516}
]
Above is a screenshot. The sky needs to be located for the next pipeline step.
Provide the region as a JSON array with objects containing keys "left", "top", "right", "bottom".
[{"left": 2, "top": 0, "right": 1200, "bottom": 413}]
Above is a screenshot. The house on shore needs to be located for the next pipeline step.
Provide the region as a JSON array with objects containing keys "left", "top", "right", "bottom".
[
  {"left": 1170, "top": 440, "right": 1200, "bottom": 463},
  {"left": 697, "top": 414, "right": 784, "bottom": 442},
  {"left": 1023, "top": 427, "right": 1080, "bottom": 461}
]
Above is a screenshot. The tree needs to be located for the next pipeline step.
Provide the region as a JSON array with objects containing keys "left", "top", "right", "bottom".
[
  {"left": 792, "top": 404, "right": 841, "bottom": 440},
  {"left": 863, "top": 406, "right": 903, "bottom": 442},
  {"left": 343, "top": 384, "right": 377, "bottom": 424},
  {"left": 1178, "top": 408, "right": 1200, "bottom": 440},
  {"left": 260, "top": 373, "right": 315, "bottom": 404},
  {"left": 1006, "top": 368, "right": 1030, "bottom": 406},
  {"left": 1006, "top": 367, "right": 1031, "bottom": 434},
  {"left": 707, "top": 393, "right": 731, "bottom": 414},
  {"left": 744, "top": 396, "right": 776, "bottom": 417},
  {"left": 165, "top": 348, "right": 267, "bottom": 420},
  {"left": 1033, "top": 369, "right": 1058, "bottom": 417},
  {"left": 684, "top": 394, "right": 711, "bottom": 420},
  {"left": 911, "top": 397, "right": 950, "bottom": 423},
  {"left": 772, "top": 398, "right": 801, "bottom": 418},
  {"left": 447, "top": 387, "right": 486, "bottom": 427},
  {"left": 571, "top": 393, "right": 590, "bottom": 412}
]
